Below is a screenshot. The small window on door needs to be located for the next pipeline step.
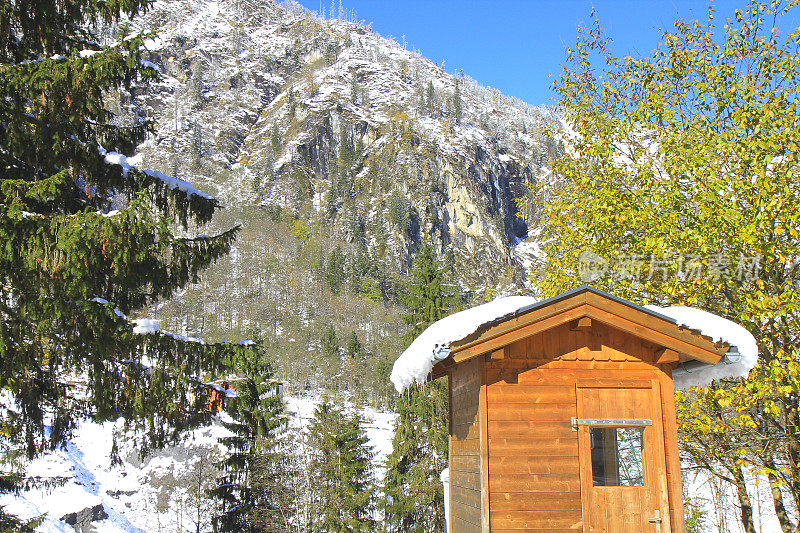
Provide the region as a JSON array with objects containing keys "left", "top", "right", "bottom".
[{"left": 590, "top": 427, "right": 645, "bottom": 486}]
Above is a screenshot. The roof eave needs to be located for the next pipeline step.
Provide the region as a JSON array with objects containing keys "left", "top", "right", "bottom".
[{"left": 435, "top": 286, "right": 727, "bottom": 373}]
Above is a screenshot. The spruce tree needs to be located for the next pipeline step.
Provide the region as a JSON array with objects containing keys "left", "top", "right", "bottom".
[
  {"left": 452, "top": 83, "right": 463, "bottom": 125},
  {"left": 402, "top": 243, "right": 455, "bottom": 339},
  {"left": 0, "top": 0, "right": 243, "bottom": 526},
  {"left": 211, "top": 339, "right": 290, "bottom": 532},
  {"left": 325, "top": 246, "right": 347, "bottom": 294},
  {"left": 308, "top": 400, "right": 376, "bottom": 533},
  {"left": 384, "top": 383, "right": 449, "bottom": 532},
  {"left": 426, "top": 81, "right": 436, "bottom": 116},
  {"left": 322, "top": 324, "right": 340, "bottom": 360},
  {"left": 385, "top": 243, "right": 455, "bottom": 532},
  {"left": 345, "top": 332, "right": 365, "bottom": 361}
]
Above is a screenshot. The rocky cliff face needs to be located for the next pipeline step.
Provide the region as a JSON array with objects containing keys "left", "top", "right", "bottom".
[
  {"left": 112, "top": 0, "right": 558, "bottom": 394},
  {"left": 121, "top": 0, "right": 555, "bottom": 266}
]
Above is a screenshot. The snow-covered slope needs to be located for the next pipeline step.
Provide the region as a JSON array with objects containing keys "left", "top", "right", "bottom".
[
  {"left": 1, "top": 395, "right": 396, "bottom": 532},
  {"left": 101, "top": 0, "right": 560, "bottom": 402},
  {"left": 113, "top": 0, "right": 557, "bottom": 292}
]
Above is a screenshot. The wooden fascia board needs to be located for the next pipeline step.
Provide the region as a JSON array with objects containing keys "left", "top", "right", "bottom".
[
  {"left": 450, "top": 293, "right": 589, "bottom": 358},
  {"left": 452, "top": 304, "right": 592, "bottom": 363},
  {"left": 429, "top": 356, "right": 455, "bottom": 381},
  {"left": 584, "top": 305, "right": 724, "bottom": 364},
  {"left": 583, "top": 293, "right": 729, "bottom": 361},
  {"left": 429, "top": 366, "right": 447, "bottom": 381},
  {"left": 447, "top": 291, "right": 726, "bottom": 366}
]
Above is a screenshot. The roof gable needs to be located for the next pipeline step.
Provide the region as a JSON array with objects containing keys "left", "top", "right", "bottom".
[{"left": 442, "top": 286, "right": 728, "bottom": 370}]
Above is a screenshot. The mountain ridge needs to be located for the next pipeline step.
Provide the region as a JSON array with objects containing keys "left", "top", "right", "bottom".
[{"left": 109, "top": 0, "right": 558, "bottom": 399}]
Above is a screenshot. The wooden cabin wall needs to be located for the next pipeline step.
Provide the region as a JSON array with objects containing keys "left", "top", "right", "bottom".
[
  {"left": 484, "top": 321, "right": 683, "bottom": 532},
  {"left": 449, "top": 357, "right": 484, "bottom": 532}
]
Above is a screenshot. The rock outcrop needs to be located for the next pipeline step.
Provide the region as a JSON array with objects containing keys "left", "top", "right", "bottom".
[{"left": 60, "top": 504, "right": 108, "bottom": 533}]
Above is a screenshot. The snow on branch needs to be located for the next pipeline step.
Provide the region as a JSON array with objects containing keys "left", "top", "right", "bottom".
[
  {"left": 132, "top": 318, "right": 206, "bottom": 344},
  {"left": 89, "top": 298, "right": 206, "bottom": 344},
  {"left": 98, "top": 145, "right": 214, "bottom": 200}
]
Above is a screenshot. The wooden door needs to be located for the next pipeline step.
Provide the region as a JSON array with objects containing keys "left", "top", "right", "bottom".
[{"left": 576, "top": 381, "right": 671, "bottom": 533}]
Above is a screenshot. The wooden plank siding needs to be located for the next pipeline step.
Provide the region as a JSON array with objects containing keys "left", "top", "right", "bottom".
[
  {"left": 659, "top": 368, "right": 685, "bottom": 531},
  {"left": 482, "top": 321, "right": 683, "bottom": 532},
  {"left": 450, "top": 357, "right": 484, "bottom": 532}
]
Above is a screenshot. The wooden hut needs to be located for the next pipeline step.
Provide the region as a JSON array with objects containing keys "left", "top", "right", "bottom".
[
  {"left": 205, "top": 378, "right": 285, "bottom": 412},
  {"left": 426, "top": 286, "right": 738, "bottom": 533}
]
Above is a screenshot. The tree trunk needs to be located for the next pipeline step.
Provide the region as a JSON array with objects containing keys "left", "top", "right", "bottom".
[
  {"left": 732, "top": 464, "right": 757, "bottom": 533},
  {"left": 763, "top": 454, "right": 794, "bottom": 533},
  {"left": 787, "top": 401, "right": 800, "bottom": 514}
]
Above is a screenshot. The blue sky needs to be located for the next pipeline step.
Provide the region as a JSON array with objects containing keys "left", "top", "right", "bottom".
[{"left": 295, "top": 0, "right": 780, "bottom": 106}]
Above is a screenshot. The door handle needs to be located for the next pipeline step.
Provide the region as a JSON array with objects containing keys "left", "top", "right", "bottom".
[{"left": 648, "top": 510, "right": 662, "bottom": 524}]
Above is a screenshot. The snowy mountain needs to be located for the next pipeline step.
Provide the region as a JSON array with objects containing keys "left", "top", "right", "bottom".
[
  {"left": 99, "top": 0, "right": 560, "bottom": 399},
  {"left": 0, "top": 5, "right": 561, "bottom": 529},
  {"left": 121, "top": 0, "right": 556, "bottom": 255}
]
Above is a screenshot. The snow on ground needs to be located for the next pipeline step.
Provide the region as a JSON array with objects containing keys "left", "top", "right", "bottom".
[
  {"left": 513, "top": 235, "right": 545, "bottom": 279},
  {"left": 0, "top": 416, "right": 234, "bottom": 533},
  {"left": 1, "top": 394, "right": 396, "bottom": 532},
  {"left": 684, "top": 469, "right": 782, "bottom": 533},
  {"left": 283, "top": 394, "right": 397, "bottom": 478}
]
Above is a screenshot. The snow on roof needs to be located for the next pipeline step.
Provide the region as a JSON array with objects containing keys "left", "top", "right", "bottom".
[
  {"left": 390, "top": 296, "right": 538, "bottom": 393},
  {"left": 389, "top": 293, "right": 760, "bottom": 393},
  {"left": 645, "top": 305, "right": 758, "bottom": 389},
  {"left": 208, "top": 381, "right": 238, "bottom": 397}
]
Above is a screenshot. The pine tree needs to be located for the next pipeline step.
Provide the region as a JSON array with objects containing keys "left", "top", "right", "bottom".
[
  {"left": 345, "top": 332, "right": 365, "bottom": 361},
  {"left": 402, "top": 243, "right": 455, "bottom": 339},
  {"left": 384, "top": 383, "right": 449, "bottom": 532},
  {"left": 211, "top": 340, "right": 290, "bottom": 532},
  {"left": 322, "top": 324, "right": 340, "bottom": 360},
  {"left": 308, "top": 400, "right": 376, "bottom": 532},
  {"left": 385, "top": 243, "right": 455, "bottom": 532},
  {"left": 452, "top": 83, "right": 463, "bottom": 125},
  {"left": 426, "top": 81, "right": 436, "bottom": 116},
  {"left": 325, "top": 246, "right": 347, "bottom": 294},
  {"left": 0, "top": 425, "right": 41, "bottom": 532},
  {"left": 0, "top": 1, "right": 244, "bottom": 527}
]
